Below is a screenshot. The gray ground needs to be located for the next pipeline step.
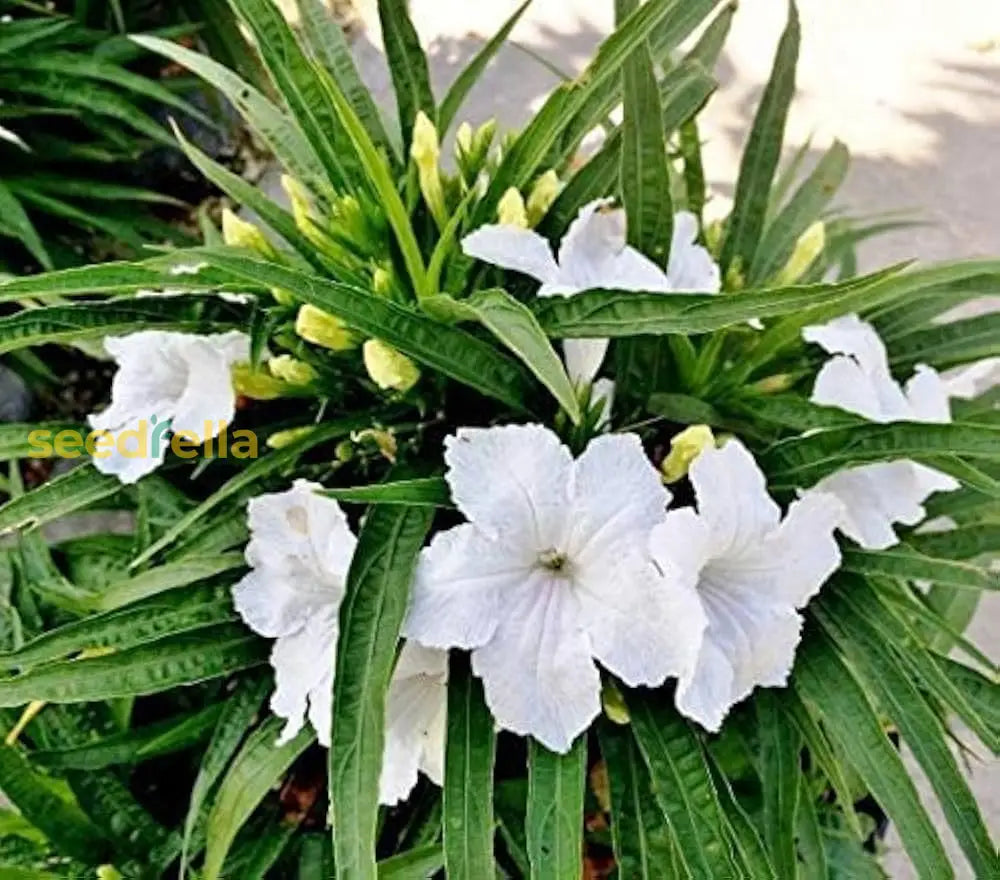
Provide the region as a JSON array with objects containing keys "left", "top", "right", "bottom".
[{"left": 335, "top": 1, "right": 999, "bottom": 876}]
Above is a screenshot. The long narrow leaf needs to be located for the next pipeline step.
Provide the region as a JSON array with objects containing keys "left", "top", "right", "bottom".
[{"left": 526, "top": 736, "right": 586, "bottom": 880}]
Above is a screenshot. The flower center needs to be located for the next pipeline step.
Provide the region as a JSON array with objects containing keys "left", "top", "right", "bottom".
[{"left": 537, "top": 548, "right": 571, "bottom": 576}]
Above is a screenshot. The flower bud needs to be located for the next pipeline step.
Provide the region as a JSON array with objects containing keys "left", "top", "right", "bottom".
[
  {"left": 268, "top": 354, "right": 318, "bottom": 386},
  {"left": 526, "top": 169, "right": 560, "bottom": 226},
  {"left": 266, "top": 426, "right": 315, "bottom": 450},
  {"left": 661, "top": 424, "right": 716, "bottom": 483},
  {"left": 455, "top": 121, "right": 473, "bottom": 156},
  {"left": 411, "top": 111, "right": 448, "bottom": 228},
  {"left": 232, "top": 364, "right": 292, "bottom": 400},
  {"left": 363, "top": 339, "right": 420, "bottom": 392},
  {"left": 281, "top": 175, "right": 328, "bottom": 249},
  {"left": 221, "top": 208, "right": 276, "bottom": 257},
  {"left": 351, "top": 427, "right": 398, "bottom": 463},
  {"left": 295, "top": 304, "right": 359, "bottom": 351},
  {"left": 372, "top": 265, "right": 393, "bottom": 297},
  {"left": 777, "top": 221, "right": 826, "bottom": 284},
  {"left": 497, "top": 187, "right": 528, "bottom": 228}
]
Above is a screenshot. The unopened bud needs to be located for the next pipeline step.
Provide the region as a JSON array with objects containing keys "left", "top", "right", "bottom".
[
  {"left": 267, "top": 427, "right": 315, "bottom": 450},
  {"left": 222, "top": 208, "right": 275, "bottom": 257},
  {"left": 661, "top": 424, "right": 716, "bottom": 483},
  {"left": 455, "top": 121, "right": 473, "bottom": 156},
  {"left": 526, "top": 169, "right": 560, "bottom": 226},
  {"left": 411, "top": 111, "right": 448, "bottom": 229},
  {"left": 363, "top": 339, "right": 420, "bottom": 392},
  {"left": 268, "top": 354, "right": 317, "bottom": 386},
  {"left": 295, "top": 304, "right": 359, "bottom": 351},
  {"left": 497, "top": 187, "right": 528, "bottom": 228},
  {"left": 232, "top": 364, "right": 291, "bottom": 400},
  {"left": 777, "top": 221, "right": 826, "bottom": 285}
]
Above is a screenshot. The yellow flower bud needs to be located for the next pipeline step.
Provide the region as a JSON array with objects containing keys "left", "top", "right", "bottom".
[
  {"left": 455, "top": 121, "right": 473, "bottom": 156},
  {"left": 97, "top": 867, "right": 123, "bottom": 880},
  {"left": 232, "top": 363, "right": 292, "bottom": 400},
  {"left": 363, "top": 339, "right": 420, "bottom": 393},
  {"left": 704, "top": 218, "right": 724, "bottom": 257},
  {"left": 221, "top": 208, "right": 276, "bottom": 257},
  {"left": 268, "top": 354, "right": 318, "bottom": 386},
  {"left": 777, "top": 221, "right": 826, "bottom": 285},
  {"left": 281, "top": 175, "right": 328, "bottom": 249},
  {"left": 661, "top": 424, "right": 716, "bottom": 483},
  {"left": 351, "top": 427, "right": 398, "bottom": 463},
  {"left": 295, "top": 304, "right": 359, "bottom": 351},
  {"left": 526, "top": 169, "right": 560, "bottom": 226},
  {"left": 271, "top": 287, "right": 296, "bottom": 306},
  {"left": 266, "top": 426, "right": 315, "bottom": 450},
  {"left": 410, "top": 111, "right": 448, "bottom": 229},
  {"left": 372, "top": 265, "right": 393, "bottom": 297},
  {"left": 753, "top": 373, "right": 796, "bottom": 394},
  {"left": 497, "top": 187, "right": 528, "bottom": 228},
  {"left": 601, "top": 681, "right": 630, "bottom": 725}
]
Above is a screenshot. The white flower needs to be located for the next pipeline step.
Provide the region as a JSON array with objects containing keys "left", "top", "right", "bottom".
[
  {"left": 462, "top": 200, "right": 720, "bottom": 384},
  {"left": 135, "top": 287, "right": 252, "bottom": 305},
  {"left": 88, "top": 330, "right": 250, "bottom": 484},
  {"left": 942, "top": 357, "right": 1000, "bottom": 401},
  {"left": 802, "top": 314, "right": 960, "bottom": 550},
  {"left": 404, "top": 424, "right": 705, "bottom": 753},
  {"left": 649, "top": 440, "right": 843, "bottom": 732},
  {"left": 231, "top": 481, "right": 447, "bottom": 804}
]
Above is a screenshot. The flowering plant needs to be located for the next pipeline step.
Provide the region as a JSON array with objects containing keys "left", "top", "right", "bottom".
[{"left": 0, "top": 1, "right": 996, "bottom": 877}]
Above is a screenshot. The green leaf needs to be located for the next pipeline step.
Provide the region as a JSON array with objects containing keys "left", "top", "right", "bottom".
[
  {"left": 720, "top": 0, "right": 800, "bottom": 275},
  {"left": 749, "top": 139, "right": 849, "bottom": 284},
  {"left": 0, "top": 746, "right": 110, "bottom": 865},
  {"left": 131, "top": 35, "right": 328, "bottom": 194},
  {"left": 429, "top": 288, "right": 582, "bottom": 423},
  {"left": 377, "top": 0, "right": 435, "bottom": 145},
  {"left": 907, "top": 524, "right": 1000, "bottom": 560},
  {"left": 86, "top": 553, "right": 247, "bottom": 612},
  {"left": 30, "top": 704, "right": 223, "bottom": 770},
  {"left": 727, "top": 393, "right": 867, "bottom": 433},
  {"left": 330, "top": 504, "right": 434, "bottom": 880},
  {"left": 755, "top": 690, "right": 800, "bottom": 880},
  {"left": 131, "top": 415, "right": 374, "bottom": 567},
  {"left": 0, "top": 180, "right": 52, "bottom": 270},
  {"left": 937, "top": 658, "right": 1000, "bottom": 732},
  {"left": 170, "top": 123, "right": 326, "bottom": 273},
  {"left": 0, "top": 584, "right": 235, "bottom": 671},
  {"left": 203, "top": 716, "right": 313, "bottom": 880},
  {"left": 0, "top": 295, "right": 245, "bottom": 357},
  {"left": 182, "top": 675, "right": 271, "bottom": 877},
  {"left": 621, "top": 39, "right": 673, "bottom": 266},
  {"left": 629, "top": 691, "right": 743, "bottom": 879},
  {"left": 0, "top": 422, "right": 82, "bottom": 461},
  {"left": 475, "top": 0, "right": 717, "bottom": 224},
  {"left": 0, "top": 623, "right": 265, "bottom": 706},
  {"left": 793, "top": 629, "right": 952, "bottom": 880},
  {"left": 841, "top": 546, "right": 998, "bottom": 591},
  {"left": 438, "top": 1, "right": 532, "bottom": 134},
  {"left": 0, "top": 465, "right": 121, "bottom": 536},
  {"left": 443, "top": 654, "right": 497, "bottom": 879},
  {"left": 888, "top": 313, "right": 1000, "bottom": 372},
  {"left": 814, "top": 595, "right": 999, "bottom": 878},
  {"left": 533, "top": 267, "right": 898, "bottom": 338},
  {"left": 296, "top": 0, "right": 397, "bottom": 158},
  {"left": 326, "top": 477, "right": 453, "bottom": 508},
  {"left": 526, "top": 736, "right": 586, "bottom": 880},
  {"left": 377, "top": 844, "right": 445, "bottom": 879},
  {"left": 190, "top": 251, "right": 536, "bottom": 411},
  {"left": 687, "top": 1, "right": 736, "bottom": 70},
  {"left": 762, "top": 422, "right": 1000, "bottom": 488},
  {"left": 599, "top": 722, "right": 681, "bottom": 879}
]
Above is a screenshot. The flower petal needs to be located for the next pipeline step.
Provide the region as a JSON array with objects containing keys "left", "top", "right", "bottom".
[
  {"left": 471, "top": 572, "right": 600, "bottom": 753},
  {"left": 170, "top": 333, "right": 250, "bottom": 440},
  {"left": 443, "top": 424, "right": 573, "bottom": 548},
  {"left": 461, "top": 224, "right": 559, "bottom": 284},
  {"left": 667, "top": 211, "right": 721, "bottom": 292},
  {"left": 943, "top": 357, "right": 1000, "bottom": 400},
  {"left": 809, "top": 460, "right": 956, "bottom": 550},
  {"left": 802, "top": 313, "right": 889, "bottom": 375},
  {"left": 89, "top": 415, "right": 168, "bottom": 484},
  {"left": 568, "top": 432, "right": 670, "bottom": 558},
  {"left": 591, "top": 378, "right": 615, "bottom": 430},
  {"left": 563, "top": 338, "right": 610, "bottom": 385},
  {"left": 379, "top": 641, "right": 448, "bottom": 805},
  {"left": 810, "top": 355, "right": 910, "bottom": 422},
  {"left": 677, "top": 598, "right": 803, "bottom": 732},
  {"left": 404, "top": 524, "right": 523, "bottom": 649},
  {"left": 904, "top": 364, "right": 952, "bottom": 423},
  {"left": 687, "top": 440, "right": 781, "bottom": 555},
  {"left": 234, "top": 481, "right": 355, "bottom": 638},
  {"left": 269, "top": 611, "right": 338, "bottom": 746},
  {"left": 706, "top": 492, "right": 843, "bottom": 609}
]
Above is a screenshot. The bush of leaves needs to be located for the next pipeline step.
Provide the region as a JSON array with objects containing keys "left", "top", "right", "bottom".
[{"left": 0, "top": 1, "right": 996, "bottom": 878}]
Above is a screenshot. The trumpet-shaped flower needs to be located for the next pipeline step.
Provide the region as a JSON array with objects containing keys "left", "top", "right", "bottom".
[
  {"left": 461, "top": 201, "right": 720, "bottom": 384},
  {"left": 802, "top": 314, "right": 960, "bottom": 549},
  {"left": 231, "top": 481, "right": 446, "bottom": 804},
  {"left": 649, "top": 440, "right": 843, "bottom": 732},
  {"left": 88, "top": 330, "right": 250, "bottom": 484},
  {"left": 404, "top": 424, "right": 705, "bottom": 753}
]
